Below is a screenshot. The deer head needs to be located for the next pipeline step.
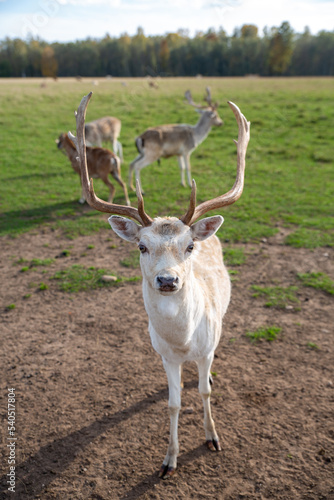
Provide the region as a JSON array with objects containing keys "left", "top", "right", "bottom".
[{"left": 184, "top": 87, "right": 223, "bottom": 127}]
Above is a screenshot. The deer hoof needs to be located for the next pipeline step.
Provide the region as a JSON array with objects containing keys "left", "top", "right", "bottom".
[
  {"left": 159, "top": 464, "right": 176, "bottom": 479},
  {"left": 206, "top": 439, "right": 221, "bottom": 452}
]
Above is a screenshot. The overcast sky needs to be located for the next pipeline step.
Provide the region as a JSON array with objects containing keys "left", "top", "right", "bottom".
[{"left": 0, "top": 0, "right": 333, "bottom": 42}]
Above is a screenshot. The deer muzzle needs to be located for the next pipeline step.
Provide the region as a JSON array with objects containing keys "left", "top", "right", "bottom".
[{"left": 155, "top": 274, "right": 180, "bottom": 293}]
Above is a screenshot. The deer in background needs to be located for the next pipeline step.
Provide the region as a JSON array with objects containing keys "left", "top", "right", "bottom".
[
  {"left": 84, "top": 116, "right": 123, "bottom": 161},
  {"left": 129, "top": 87, "right": 223, "bottom": 194},
  {"left": 70, "top": 92, "right": 250, "bottom": 479},
  {"left": 56, "top": 133, "right": 130, "bottom": 206}
]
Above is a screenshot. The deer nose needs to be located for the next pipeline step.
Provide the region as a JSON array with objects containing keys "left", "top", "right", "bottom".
[{"left": 156, "top": 275, "right": 179, "bottom": 290}]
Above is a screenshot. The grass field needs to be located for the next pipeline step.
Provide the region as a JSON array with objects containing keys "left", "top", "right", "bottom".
[{"left": 0, "top": 76, "right": 333, "bottom": 247}]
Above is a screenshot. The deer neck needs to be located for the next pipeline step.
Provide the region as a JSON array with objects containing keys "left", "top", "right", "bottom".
[
  {"left": 192, "top": 113, "right": 212, "bottom": 147},
  {"left": 63, "top": 138, "right": 77, "bottom": 162},
  {"left": 142, "top": 270, "right": 204, "bottom": 347}
]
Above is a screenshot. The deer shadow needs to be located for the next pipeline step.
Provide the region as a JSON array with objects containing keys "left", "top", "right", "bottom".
[
  {"left": 0, "top": 199, "right": 104, "bottom": 236},
  {"left": 0, "top": 382, "right": 200, "bottom": 499},
  {"left": 119, "top": 443, "right": 209, "bottom": 500}
]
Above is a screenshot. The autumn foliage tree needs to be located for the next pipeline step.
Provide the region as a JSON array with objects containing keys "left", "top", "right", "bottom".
[
  {"left": 41, "top": 46, "right": 58, "bottom": 78},
  {"left": 159, "top": 39, "right": 170, "bottom": 72},
  {"left": 268, "top": 21, "right": 294, "bottom": 75}
]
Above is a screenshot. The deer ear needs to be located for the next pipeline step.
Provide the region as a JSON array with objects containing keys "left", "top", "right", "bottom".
[
  {"left": 108, "top": 216, "right": 140, "bottom": 242},
  {"left": 190, "top": 215, "right": 224, "bottom": 241}
]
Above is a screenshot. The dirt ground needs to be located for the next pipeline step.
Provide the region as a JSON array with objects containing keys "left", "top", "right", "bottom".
[{"left": 0, "top": 223, "right": 333, "bottom": 500}]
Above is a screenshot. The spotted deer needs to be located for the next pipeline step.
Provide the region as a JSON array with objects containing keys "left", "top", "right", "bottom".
[
  {"left": 56, "top": 133, "right": 130, "bottom": 206},
  {"left": 70, "top": 92, "right": 250, "bottom": 478},
  {"left": 84, "top": 116, "right": 123, "bottom": 161},
  {"left": 129, "top": 87, "right": 223, "bottom": 193}
]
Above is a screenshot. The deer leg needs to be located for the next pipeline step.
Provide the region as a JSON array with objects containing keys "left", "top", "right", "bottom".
[
  {"left": 177, "top": 156, "right": 186, "bottom": 187},
  {"left": 183, "top": 153, "right": 192, "bottom": 188},
  {"left": 114, "top": 140, "right": 123, "bottom": 162},
  {"left": 128, "top": 155, "right": 143, "bottom": 191},
  {"left": 112, "top": 162, "right": 131, "bottom": 206},
  {"left": 129, "top": 154, "right": 157, "bottom": 194},
  {"left": 197, "top": 353, "right": 221, "bottom": 452},
  {"left": 159, "top": 358, "right": 181, "bottom": 479},
  {"left": 112, "top": 138, "right": 118, "bottom": 155},
  {"left": 99, "top": 173, "right": 116, "bottom": 203},
  {"left": 79, "top": 179, "right": 86, "bottom": 204}
]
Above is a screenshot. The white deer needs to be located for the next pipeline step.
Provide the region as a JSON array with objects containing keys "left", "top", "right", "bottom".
[
  {"left": 85, "top": 116, "right": 123, "bottom": 161},
  {"left": 70, "top": 92, "right": 250, "bottom": 479},
  {"left": 129, "top": 87, "right": 223, "bottom": 193}
]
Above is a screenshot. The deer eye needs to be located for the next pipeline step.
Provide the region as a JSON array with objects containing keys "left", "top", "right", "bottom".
[
  {"left": 186, "top": 243, "right": 194, "bottom": 253},
  {"left": 138, "top": 243, "right": 147, "bottom": 254}
]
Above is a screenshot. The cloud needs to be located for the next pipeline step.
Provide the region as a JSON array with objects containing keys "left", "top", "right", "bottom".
[{"left": 58, "top": 0, "right": 120, "bottom": 5}]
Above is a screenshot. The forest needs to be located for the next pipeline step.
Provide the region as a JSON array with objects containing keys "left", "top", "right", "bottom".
[{"left": 0, "top": 21, "right": 334, "bottom": 78}]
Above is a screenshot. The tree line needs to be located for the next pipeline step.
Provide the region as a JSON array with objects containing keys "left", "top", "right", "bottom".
[{"left": 1, "top": 22, "right": 334, "bottom": 78}]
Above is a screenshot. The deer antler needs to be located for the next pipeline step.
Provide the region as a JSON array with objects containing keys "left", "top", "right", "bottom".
[
  {"left": 185, "top": 87, "right": 218, "bottom": 110},
  {"left": 69, "top": 92, "right": 152, "bottom": 227},
  {"left": 204, "top": 86, "right": 219, "bottom": 110},
  {"left": 180, "top": 101, "right": 250, "bottom": 226},
  {"left": 204, "top": 86, "right": 212, "bottom": 106},
  {"left": 184, "top": 90, "right": 207, "bottom": 109}
]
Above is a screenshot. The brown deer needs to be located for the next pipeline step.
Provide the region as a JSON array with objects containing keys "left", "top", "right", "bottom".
[
  {"left": 129, "top": 87, "right": 223, "bottom": 193},
  {"left": 84, "top": 116, "right": 123, "bottom": 160},
  {"left": 56, "top": 133, "right": 130, "bottom": 206},
  {"left": 70, "top": 92, "right": 250, "bottom": 478}
]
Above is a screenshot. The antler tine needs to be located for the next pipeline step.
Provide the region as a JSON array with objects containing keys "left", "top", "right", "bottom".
[
  {"left": 204, "top": 86, "right": 219, "bottom": 109},
  {"left": 180, "top": 101, "right": 250, "bottom": 226},
  {"left": 180, "top": 180, "right": 197, "bottom": 225},
  {"left": 184, "top": 89, "right": 206, "bottom": 109},
  {"left": 204, "top": 86, "right": 212, "bottom": 106},
  {"left": 71, "top": 92, "right": 152, "bottom": 227},
  {"left": 136, "top": 180, "right": 152, "bottom": 227}
]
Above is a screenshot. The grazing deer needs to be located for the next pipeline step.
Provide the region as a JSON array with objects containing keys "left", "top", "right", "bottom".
[
  {"left": 84, "top": 116, "right": 123, "bottom": 161},
  {"left": 129, "top": 87, "right": 223, "bottom": 193},
  {"left": 56, "top": 133, "right": 130, "bottom": 206},
  {"left": 148, "top": 79, "right": 159, "bottom": 89},
  {"left": 70, "top": 92, "right": 250, "bottom": 478}
]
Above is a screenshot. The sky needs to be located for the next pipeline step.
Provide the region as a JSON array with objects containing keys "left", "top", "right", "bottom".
[{"left": 0, "top": 0, "right": 333, "bottom": 42}]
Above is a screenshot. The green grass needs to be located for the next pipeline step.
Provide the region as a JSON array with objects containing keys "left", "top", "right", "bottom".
[
  {"left": 0, "top": 77, "right": 333, "bottom": 246},
  {"left": 120, "top": 250, "right": 140, "bottom": 269},
  {"left": 223, "top": 247, "right": 246, "bottom": 266},
  {"left": 17, "top": 257, "right": 55, "bottom": 272},
  {"left": 30, "top": 258, "right": 55, "bottom": 266},
  {"left": 51, "top": 264, "right": 140, "bottom": 292},
  {"left": 306, "top": 342, "right": 319, "bottom": 350},
  {"left": 246, "top": 326, "right": 282, "bottom": 343},
  {"left": 285, "top": 228, "right": 333, "bottom": 249},
  {"left": 297, "top": 272, "right": 334, "bottom": 295},
  {"left": 251, "top": 285, "right": 300, "bottom": 309}
]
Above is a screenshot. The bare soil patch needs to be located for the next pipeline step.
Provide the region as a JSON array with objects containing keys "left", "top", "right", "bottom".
[{"left": 0, "top": 226, "right": 333, "bottom": 499}]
